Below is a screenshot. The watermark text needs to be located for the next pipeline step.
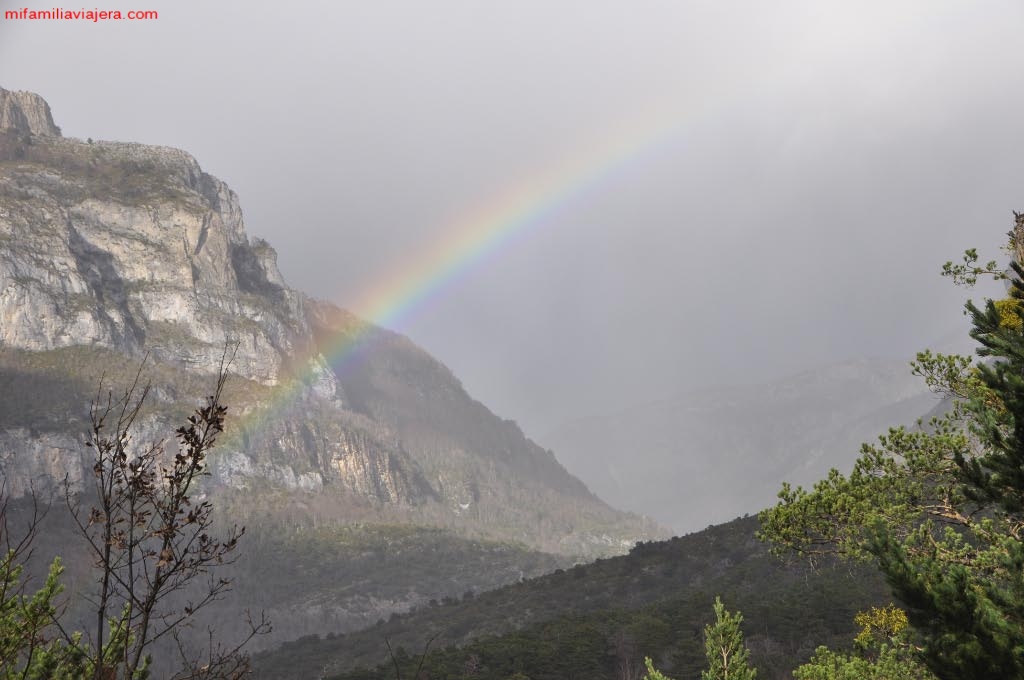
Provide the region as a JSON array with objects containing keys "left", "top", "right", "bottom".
[{"left": 5, "top": 7, "right": 158, "bottom": 21}]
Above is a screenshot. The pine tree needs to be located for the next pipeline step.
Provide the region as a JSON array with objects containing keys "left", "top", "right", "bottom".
[
  {"left": 792, "top": 605, "right": 932, "bottom": 680},
  {"left": 641, "top": 656, "right": 672, "bottom": 680},
  {"left": 639, "top": 598, "right": 756, "bottom": 680},
  {"left": 701, "top": 597, "right": 756, "bottom": 680},
  {"left": 760, "top": 215, "right": 1024, "bottom": 680},
  {"left": 870, "top": 256, "right": 1024, "bottom": 679}
]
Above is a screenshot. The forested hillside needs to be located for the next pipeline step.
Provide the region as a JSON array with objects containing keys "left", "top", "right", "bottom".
[{"left": 254, "top": 517, "right": 890, "bottom": 679}]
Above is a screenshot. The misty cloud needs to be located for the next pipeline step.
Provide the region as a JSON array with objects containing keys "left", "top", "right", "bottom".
[{"left": 2, "top": 1, "right": 1020, "bottom": 442}]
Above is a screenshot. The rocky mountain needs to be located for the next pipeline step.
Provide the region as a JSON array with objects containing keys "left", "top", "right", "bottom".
[
  {"left": 544, "top": 358, "right": 940, "bottom": 533},
  {"left": 0, "top": 89, "right": 60, "bottom": 137},
  {"left": 0, "top": 87, "right": 664, "bottom": 651}
]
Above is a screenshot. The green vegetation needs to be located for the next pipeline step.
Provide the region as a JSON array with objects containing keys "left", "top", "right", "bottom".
[
  {"left": 254, "top": 517, "right": 890, "bottom": 679},
  {"left": 0, "top": 548, "right": 89, "bottom": 679},
  {"left": 700, "top": 597, "right": 756, "bottom": 680},
  {"left": 792, "top": 645, "right": 925, "bottom": 680},
  {"left": 231, "top": 522, "right": 567, "bottom": 623},
  {"left": 760, "top": 217, "right": 1024, "bottom": 679},
  {"left": 643, "top": 597, "right": 758, "bottom": 680},
  {"left": 790, "top": 605, "right": 929, "bottom": 679},
  {"left": 643, "top": 656, "right": 672, "bottom": 680}
]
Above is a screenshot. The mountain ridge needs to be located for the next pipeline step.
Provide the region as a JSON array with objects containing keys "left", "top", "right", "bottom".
[
  {"left": 545, "top": 356, "right": 938, "bottom": 532},
  {"left": 0, "top": 85, "right": 663, "bottom": 555}
]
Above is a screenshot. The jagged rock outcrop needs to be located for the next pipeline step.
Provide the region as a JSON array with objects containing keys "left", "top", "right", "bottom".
[
  {"left": 0, "top": 429, "right": 83, "bottom": 498},
  {"left": 0, "top": 89, "right": 60, "bottom": 137},
  {"left": 215, "top": 403, "right": 437, "bottom": 504},
  {"left": 0, "top": 86, "right": 662, "bottom": 557},
  {"left": 0, "top": 126, "right": 328, "bottom": 387}
]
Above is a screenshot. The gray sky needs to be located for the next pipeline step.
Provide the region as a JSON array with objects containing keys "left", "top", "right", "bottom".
[{"left": 1, "top": 2, "right": 1021, "bottom": 438}]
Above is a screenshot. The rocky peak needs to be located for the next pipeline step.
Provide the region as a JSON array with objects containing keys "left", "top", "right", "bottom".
[
  {"left": 0, "top": 89, "right": 324, "bottom": 388},
  {"left": 0, "top": 87, "right": 664, "bottom": 557},
  {"left": 0, "top": 88, "right": 61, "bottom": 137}
]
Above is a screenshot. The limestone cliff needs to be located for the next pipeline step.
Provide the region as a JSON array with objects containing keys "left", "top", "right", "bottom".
[
  {"left": 0, "top": 87, "right": 662, "bottom": 558},
  {"left": 0, "top": 119, "right": 325, "bottom": 387},
  {"left": 0, "top": 89, "right": 60, "bottom": 137}
]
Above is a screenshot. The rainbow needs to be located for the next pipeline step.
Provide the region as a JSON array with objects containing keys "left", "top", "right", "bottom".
[{"left": 229, "top": 102, "right": 706, "bottom": 438}]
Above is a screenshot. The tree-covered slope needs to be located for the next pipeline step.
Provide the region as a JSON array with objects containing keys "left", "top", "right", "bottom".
[{"left": 254, "top": 517, "right": 891, "bottom": 680}]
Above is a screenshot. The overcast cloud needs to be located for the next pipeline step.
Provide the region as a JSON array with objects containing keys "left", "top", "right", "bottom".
[{"left": 1, "top": 2, "right": 1021, "bottom": 438}]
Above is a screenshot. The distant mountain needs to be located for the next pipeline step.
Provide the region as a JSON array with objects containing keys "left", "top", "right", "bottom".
[
  {"left": 0, "top": 87, "right": 664, "bottom": 653},
  {"left": 544, "top": 359, "right": 941, "bottom": 532}
]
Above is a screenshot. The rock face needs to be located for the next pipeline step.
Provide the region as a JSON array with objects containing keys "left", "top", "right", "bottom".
[
  {"left": 0, "top": 128, "right": 322, "bottom": 387},
  {"left": 0, "top": 86, "right": 661, "bottom": 558},
  {"left": 0, "top": 89, "right": 60, "bottom": 137}
]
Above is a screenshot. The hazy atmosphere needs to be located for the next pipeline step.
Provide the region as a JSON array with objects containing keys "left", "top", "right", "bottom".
[
  {"left": 2, "top": 2, "right": 1019, "bottom": 438},
  {"left": 9, "top": 4, "right": 1024, "bottom": 678}
]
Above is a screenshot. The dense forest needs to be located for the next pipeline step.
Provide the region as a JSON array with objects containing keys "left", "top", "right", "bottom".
[{"left": 255, "top": 516, "right": 889, "bottom": 679}]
